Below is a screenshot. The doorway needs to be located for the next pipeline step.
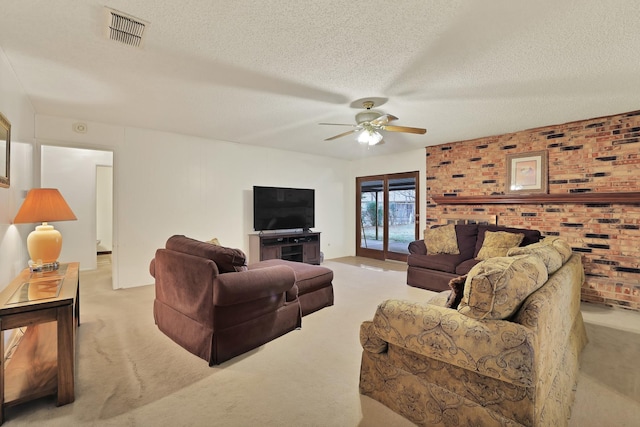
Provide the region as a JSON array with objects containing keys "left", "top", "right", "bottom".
[
  {"left": 96, "top": 165, "right": 113, "bottom": 255},
  {"left": 356, "top": 171, "right": 419, "bottom": 262},
  {"left": 40, "top": 145, "right": 114, "bottom": 286}
]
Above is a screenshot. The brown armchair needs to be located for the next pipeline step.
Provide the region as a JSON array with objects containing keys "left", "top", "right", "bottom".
[{"left": 150, "top": 235, "right": 301, "bottom": 365}]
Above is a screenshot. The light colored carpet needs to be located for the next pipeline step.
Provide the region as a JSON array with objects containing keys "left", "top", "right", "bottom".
[{"left": 4, "top": 255, "right": 640, "bottom": 426}]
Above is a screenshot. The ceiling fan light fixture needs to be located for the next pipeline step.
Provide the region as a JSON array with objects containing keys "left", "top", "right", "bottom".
[
  {"left": 355, "top": 110, "right": 382, "bottom": 124},
  {"left": 357, "top": 130, "right": 383, "bottom": 146},
  {"left": 320, "top": 99, "right": 426, "bottom": 145}
]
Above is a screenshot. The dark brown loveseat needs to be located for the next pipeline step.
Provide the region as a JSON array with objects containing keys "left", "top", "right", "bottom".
[
  {"left": 407, "top": 224, "right": 542, "bottom": 292},
  {"left": 150, "top": 235, "right": 303, "bottom": 365}
]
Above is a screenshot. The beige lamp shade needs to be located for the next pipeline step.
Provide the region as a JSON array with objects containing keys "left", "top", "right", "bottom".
[{"left": 14, "top": 188, "right": 77, "bottom": 265}]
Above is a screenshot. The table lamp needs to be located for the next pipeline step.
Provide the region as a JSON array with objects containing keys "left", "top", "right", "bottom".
[{"left": 13, "top": 188, "right": 77, "bottom": 271}]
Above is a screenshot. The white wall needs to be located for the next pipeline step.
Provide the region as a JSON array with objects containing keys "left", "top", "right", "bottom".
[
  {"left": 33, "top": 115, "right": 426, "bottom": 290},
  {"left": 0, "top": 46, "right": 35, "bottom": 291},
  {"left": 36, "top": 115, "right": 350, "bottom": 288},
  {"left": 40, "top": 145, "right": 113, "bottom": 270}
]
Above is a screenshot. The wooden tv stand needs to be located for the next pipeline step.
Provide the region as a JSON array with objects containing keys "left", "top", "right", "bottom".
[{"left": 250, "top": 231, "right": 321, "bottom": 265}]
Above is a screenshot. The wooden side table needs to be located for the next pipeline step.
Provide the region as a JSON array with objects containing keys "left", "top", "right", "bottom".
[{"left": 0, "top": 262, "right": 79, "bottom": 424}]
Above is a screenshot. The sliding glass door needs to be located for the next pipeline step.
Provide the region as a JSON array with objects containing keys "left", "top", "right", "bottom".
[
  {"left": 356, "top": 171, "right": 419, "bottom": 262},
  {"left": 357, "top": 176, "right": 385, "bottom": 259}
]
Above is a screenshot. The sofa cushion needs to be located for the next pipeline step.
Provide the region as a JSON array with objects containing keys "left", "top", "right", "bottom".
[
  {"left": 408, "top": 253, "right": 465, "bottom": 274},
  {"left": 251, "top": 258, "right": 333, "bottom": 295},
  {"left": 455, "top": 258, "right": 481, "bottom": 275},
  {"left": 458, "top": 254, "right": 548, "bottom": 320},
  {"left": 166, "top": 235, "right": 248, "bottom": 273},
  {"left": 424, "top": 224, "right": 460, "bottom": 254},
  {"left": 507, "top": 238, "right": 567, "bottom": 274},
  {"left": 476, "top": 231, "right": 524, "bottom": 260},
  {"left": 452, "top": 224, "right": 480, "bottom": 259},
  {"left": 474, "top": 225, "right": 541, "bottom": 258}
]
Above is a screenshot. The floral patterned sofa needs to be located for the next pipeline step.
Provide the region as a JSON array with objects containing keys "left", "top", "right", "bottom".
[{"left": 359, "top": 237, "right": 588, "bottom": 427}]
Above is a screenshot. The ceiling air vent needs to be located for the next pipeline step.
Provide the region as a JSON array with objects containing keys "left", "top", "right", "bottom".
[{"left": 105, "top": 8, "right": 148, "bottom": 48}]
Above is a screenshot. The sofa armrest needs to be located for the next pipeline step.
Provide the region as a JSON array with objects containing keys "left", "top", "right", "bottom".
[
  {"left": 360, "top": 320, "right": 388, "bottom": 354},
  {"left": 149, "top": 258, "right": 156, "bottom": 278},
  {"left": 214, "top": 265, "right": 296, "bottom": 306},
  {"left": 408, "top": 239, "right": 427, "bottom": 255},
  {"left": 371, "top": 299, "right": 537, "bottom": 387},
  {"left": 153, "top": 249, "right": 217, "bottom": 325}
]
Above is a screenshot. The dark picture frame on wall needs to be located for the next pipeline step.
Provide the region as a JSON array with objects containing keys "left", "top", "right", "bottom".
[
  {"left": 0, "top": 112, "right": 10, "bottom": 189},
  {"left": 506, "top": 150, "right": 548, "bottom": 194}
]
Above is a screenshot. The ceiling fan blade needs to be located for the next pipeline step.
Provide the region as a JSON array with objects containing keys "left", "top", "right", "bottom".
[
  {"left": 370, "top": 114, "right": 398, "bottom": 126},
  {"left": 325, "top": 129, "right": 357, "bottom": 141},
  {"left": 318, "top": 122, "right": 357, "bottom": 127},
  {"left": 382, "top": 125, "right": 427, "bottom": 135}
]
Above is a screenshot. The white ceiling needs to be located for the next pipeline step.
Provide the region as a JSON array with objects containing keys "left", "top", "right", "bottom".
[{"left": 1, "top": 1, "right": 639, "bottom": 160}]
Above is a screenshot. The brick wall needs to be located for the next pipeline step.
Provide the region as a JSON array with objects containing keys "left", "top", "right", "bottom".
[{"left": 426, "top": 110, "right": 640, "bottom": 311}]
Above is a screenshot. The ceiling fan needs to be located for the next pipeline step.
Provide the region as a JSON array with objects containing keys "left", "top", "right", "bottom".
[{"left": 319, "top": 100, "right": 427, "bottom": 146}]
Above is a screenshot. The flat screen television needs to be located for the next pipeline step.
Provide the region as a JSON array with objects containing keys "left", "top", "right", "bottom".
[{"left": 253, "top": 186, "right": 315, "bottom": 231}]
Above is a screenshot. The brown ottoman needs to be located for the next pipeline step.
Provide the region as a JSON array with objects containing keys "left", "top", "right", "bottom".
[{"left": 249, "top": 259, "right": 334, "bottom": 316}]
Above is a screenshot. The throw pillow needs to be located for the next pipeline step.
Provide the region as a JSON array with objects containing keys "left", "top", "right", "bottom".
[
  {"left": 424, "top": 224, "right": 460, "bottom": 255},
  {"left": 458, "top": 254, "right": 548, "bottom": 320},
  {"left": 445, "top": 275, "right": 467, "bottom": 309},
  {"left": 474, "top": 225, "right": 541, "bottom": 257},
  {"left": 475, "top": 231, "right": 524, "bottom": 260},
  {"left": 507, "top": 240, "right": 564, "bottom": 274},
  {"left": 208, "top": 237, "right": 221, "bottom": 246},
  {"left": 217, "top": 248, "right": 248, "bottom": 273},
  {"left": 539, "top": 236, "right": 573, "bottom": 263}
]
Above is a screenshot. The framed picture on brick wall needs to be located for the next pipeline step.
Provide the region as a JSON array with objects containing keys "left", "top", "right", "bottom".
[{"left": 506, "top": 150, "right": 548, "bottom": 194}]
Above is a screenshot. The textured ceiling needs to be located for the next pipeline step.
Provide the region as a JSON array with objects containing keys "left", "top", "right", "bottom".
[{"left": 1, "top": 1, "right": 639, "bottom": 160}]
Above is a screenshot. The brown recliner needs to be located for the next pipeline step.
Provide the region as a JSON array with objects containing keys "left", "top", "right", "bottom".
[{"left": 150, "top": 235, "right": 301, "bottom": 365}]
